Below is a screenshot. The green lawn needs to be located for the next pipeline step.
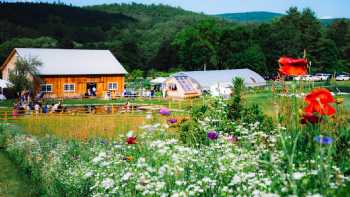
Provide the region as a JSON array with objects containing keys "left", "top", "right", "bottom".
[
  {"left": 0, "top": 99, "right": 16, "bottom": 108},
  {"left": 0, "top": 151, "right": 38, "bottom": 197}
]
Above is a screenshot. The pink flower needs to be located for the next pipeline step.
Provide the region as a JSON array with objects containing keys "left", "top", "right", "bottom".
[
  {"left": 159, "top": 108, "right": 171, "bottom": 116},
  {"left": 225, "top": 135, "right": 238, "bottom": 144}
]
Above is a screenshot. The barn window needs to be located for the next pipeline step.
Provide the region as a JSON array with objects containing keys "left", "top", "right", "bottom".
[
  {"left": 64, "top": 84, "right": 75, "bottom": 92},
  {"left": 108, "top": 82, "right": 118, "bottom": 90},
  {"left": 40, "top": 84, "right": 53, "bottom": 93}
]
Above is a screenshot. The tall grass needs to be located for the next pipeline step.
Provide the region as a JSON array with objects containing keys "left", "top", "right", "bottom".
[{"left": 16, "top": 113, "right": 183, "bottom": 141}]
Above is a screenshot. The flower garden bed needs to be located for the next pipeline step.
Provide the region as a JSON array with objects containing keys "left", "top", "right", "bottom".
[{"left": 1, "top": 114, "right": 349, "bottom": 196}]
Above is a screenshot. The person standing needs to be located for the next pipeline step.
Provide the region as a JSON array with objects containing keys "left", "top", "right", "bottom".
[
  {"left": 42, "top": 104, "right": 48, "bottom": 114},
  {"left": 92, "top": 86, "right": 97, "bottom": 96},
  {"left": 34, "top": 103, "right": 40, "bottom": 115}
]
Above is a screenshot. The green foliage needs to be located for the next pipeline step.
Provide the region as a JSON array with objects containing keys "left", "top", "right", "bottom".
[
  {"left": 9, "top": 57, "right": 42, "bottom": 96},
  {"left": 0, "top": 2, "right": 349, "bottom": 74},
  {"left": 173, "top": 19, "right": 223, "bottom": 70},
  {"left": 0, "top": 2, "right": 133, "bottom": 43},
  {"left": 228, "top": 77, "right": 244, "bottom": 121},
  {"left": 0, "top": 37, "right": 58, "bottom": 63},
  {"left": 128, "top": 69, "right": 144, "bottom": 80},
  {"left": 314, "top": 38, "right": 341, "bottom": 72},
  {"left": 179, "top": 104, "right": 209, "bottom": 146},
  {"left": 240, "top": 104, "right": 274, "bottom": 133},
  {"left": 179, "top": 119, "right": 208, "bottom": 146}
]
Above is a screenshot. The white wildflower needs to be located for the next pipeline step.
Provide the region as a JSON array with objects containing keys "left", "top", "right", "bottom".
[
  {"left": 231, "top": 175, "right": 242, "bottom": 185},
  {"left": 84, "top": 171, "right": 93, "bottom": 178},
  {"left": 292, "top": 172, "right": 305, "bottom": 180},
  {"left": 306, "top": 194, "right": 323, "bottom": 197},
  {"left": 101, "top": 178, "right": 114, "bottom": 190},
  {"left": 121, "top": 172, "right": 133, "bottom": 181},
  {"left": 145, "top": 113, "right": 153, "bottom": 119}
]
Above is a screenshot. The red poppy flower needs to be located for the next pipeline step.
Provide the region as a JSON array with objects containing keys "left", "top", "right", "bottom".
[
  {"left": 300, "top": 113, "right": 322, "bottom": 124},
  {"left": 304, "top": 88, "right": 336, "bottom": 116},
  {"left": 278, "top": 57, "right": 308, "bottom": 76},
  {"left": 126, "top": 136, "right": 137, "bottom": 144},
  {"left": 305, "top": 88, "right": 335, "bottom": 104}
]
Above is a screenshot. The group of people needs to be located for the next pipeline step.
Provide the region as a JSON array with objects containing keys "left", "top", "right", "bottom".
[{"left": 12, "top": 100, "right": 63, "bottom": 117}]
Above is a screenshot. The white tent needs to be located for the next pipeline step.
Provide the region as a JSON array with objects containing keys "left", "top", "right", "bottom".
[
  {"left": 0, "top": 79, "right": 13, "bottom": 88},
  {"left": 210, "top": 82, "right": 232, "bottom": 98},
  {"left": 172, "top": 69, "right": 266, "bottom": 90},
  {"left": 150, "top": 77, "right": 167, "bottom": 85},
  {"left": 0, "top": 79, "right": 12, "bottom": 100}
]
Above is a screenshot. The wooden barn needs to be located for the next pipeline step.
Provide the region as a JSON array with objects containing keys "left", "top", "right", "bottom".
[{"left": 1, "top": 48, "right": 128, "bottom": 99}]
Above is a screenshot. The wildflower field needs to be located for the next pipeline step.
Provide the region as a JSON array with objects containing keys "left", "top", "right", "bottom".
[{"left": 1, "top": 79, "right": 350, "bottom": 196}]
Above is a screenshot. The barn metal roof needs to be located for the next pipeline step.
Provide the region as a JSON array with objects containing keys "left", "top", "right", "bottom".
[
  {"left": 15, "top": 48, "right": 128, "bottom": 75},
  {"left": 172, "top": 69, "right": 266, "bottom": 89}
]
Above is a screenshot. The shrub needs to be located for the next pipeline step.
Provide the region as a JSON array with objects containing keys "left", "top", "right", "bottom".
[
  {"left": 228, "top": 77, "right": 244, "bottom": 121},
  {"left": 179, "top": 119, "right": 208, "bottom": 146},
  {"left": 240, "top": 104, "right": 275, "bottom": 134}
]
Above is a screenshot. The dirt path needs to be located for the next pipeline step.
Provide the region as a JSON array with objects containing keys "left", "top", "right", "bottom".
[{"left": 0, "top": 151, "right": 38, "bottom": 197}]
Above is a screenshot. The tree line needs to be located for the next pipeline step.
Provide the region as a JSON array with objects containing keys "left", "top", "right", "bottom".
[{"left": 0, "top": 2, "right": 349, "bottom": 77}]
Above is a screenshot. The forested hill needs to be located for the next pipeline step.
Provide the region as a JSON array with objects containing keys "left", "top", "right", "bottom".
[
  {"left": 216, "top": 12, "right": 283, "bottom": 23},
  {"left": 0, "top": 2, "right": 349, "bottom": 75},
  {"left": 0, "top": 2, "right": 134, "bottom": 43},
  {"left": 0, "top": 2, "right": 212, "bottom": 72},
  {"left": 216, "top": 11, "right": 348, "bottom": 26},
  {"left": 88, "top": 3, "right": 200, "bottom": 23}
]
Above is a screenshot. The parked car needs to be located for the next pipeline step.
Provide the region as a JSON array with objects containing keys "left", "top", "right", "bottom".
[
  {"left": 294, "top": 76, "right": 304, "bottom": 81},
  {"left": 295, "top": 75, "right": 315, "bottom": 81},
  {"left": 336, "top": 75, "right": 350, "bottom": 81},
  {"left": 314, "top": 73, "right": 331, "bottom": 81}
]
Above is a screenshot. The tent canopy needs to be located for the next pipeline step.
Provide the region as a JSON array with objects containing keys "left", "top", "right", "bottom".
[
  {"left": 150, "top": 77, "right": 167, "bottom": 85},
  {"left": 0, "top": 79, "right": 13, "bottom": 88},
  {"left": 172, "top": 69, "right": 266, "bottom": 89}
]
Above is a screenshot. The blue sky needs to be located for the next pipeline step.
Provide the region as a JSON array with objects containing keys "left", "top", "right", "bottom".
[{"left": 9, "top": 0, "right": 350, "bottom": 18}]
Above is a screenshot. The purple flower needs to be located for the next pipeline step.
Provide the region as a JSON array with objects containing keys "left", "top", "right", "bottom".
[
  {"left": 313, "top": 136, "right": 333, "bottom": 145},
  {"left": 207, "top": 131, "right": 219, "bottom": 140},
  {"left": 167, "top": 118, "right": 177, "bottom": 124},
  {"left": 159, "top": 108, "right": 171, "bottom": 116}
]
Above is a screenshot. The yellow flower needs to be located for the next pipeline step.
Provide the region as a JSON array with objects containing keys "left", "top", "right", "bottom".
[{"left": 336, "top": 97, "right": 344, "bottom": 105}]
